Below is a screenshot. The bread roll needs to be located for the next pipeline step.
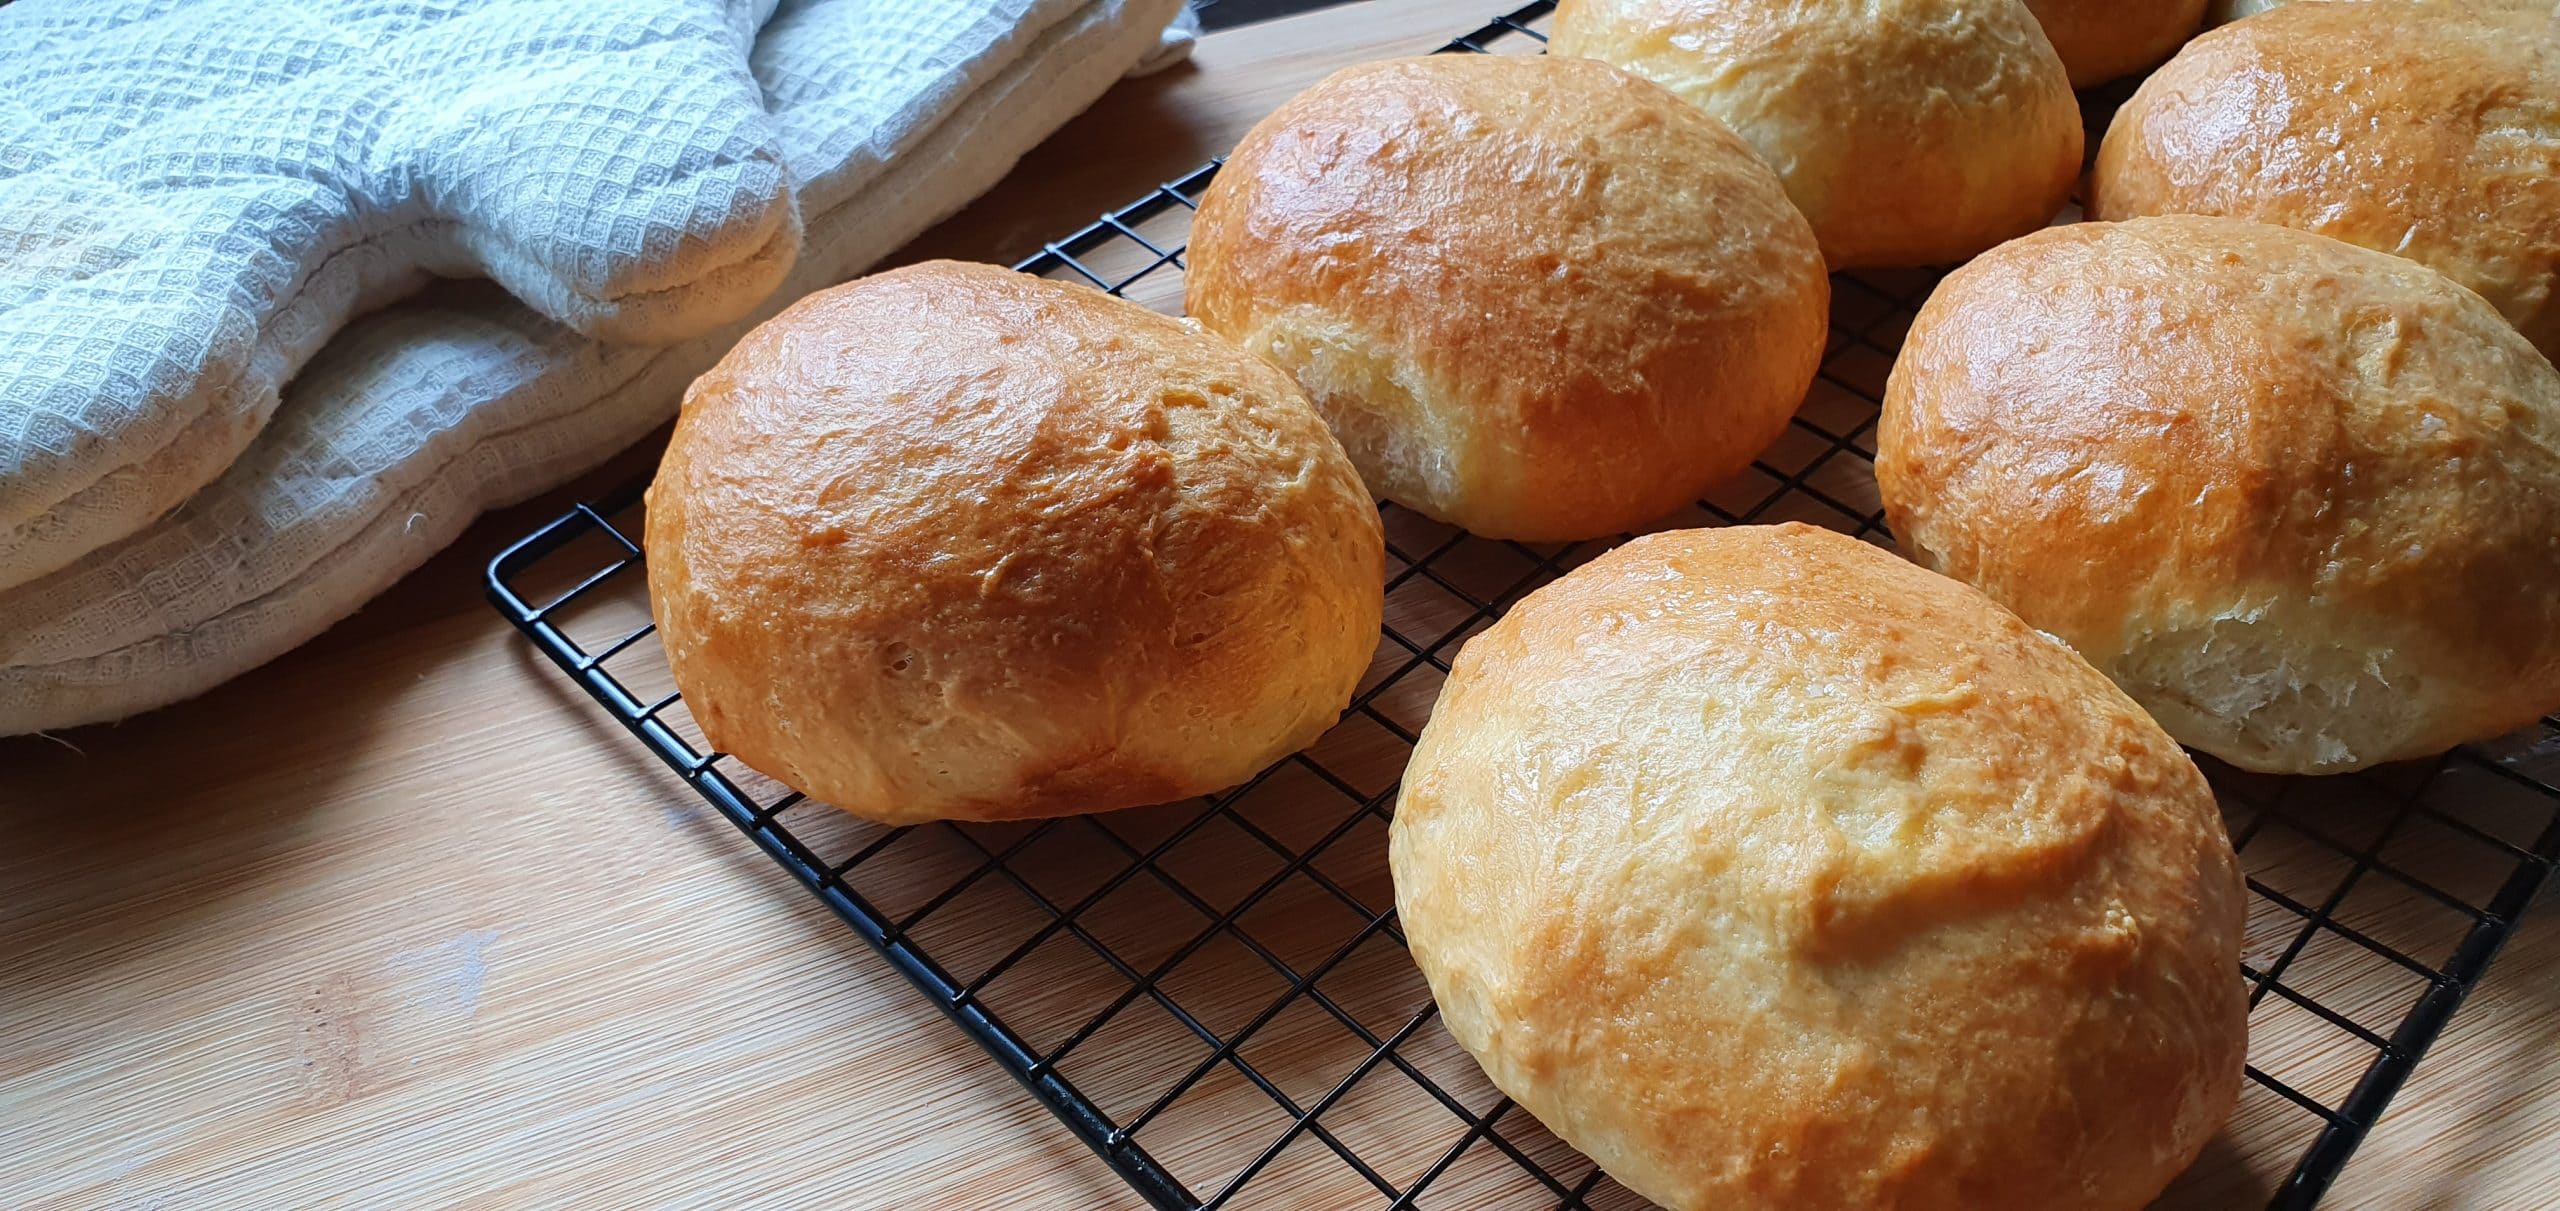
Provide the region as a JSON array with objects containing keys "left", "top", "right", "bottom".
[
  {"left": 646, "top": 261, "right": 1385, "bottom": 824},
  {"left": 1552, "top": 0, "right": 2082, "bottom": 268},
  {"left": 1185, "top": 55, "right": 1827, "bottom": 542},
  {"left": 1878, "top": 216, "right": 2560, "bottom": 774},
  {"left": 2095, "top": 0, "right": 2560, "bottom": 360},
  {"left": 1391, "top": 523, "right": 2246, "bottom": 1211},
  {"left": 2025, "top": 0, "right": 2207, "bottom": 85}
]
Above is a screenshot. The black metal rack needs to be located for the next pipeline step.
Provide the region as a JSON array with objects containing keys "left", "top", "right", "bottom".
[{"left": 486, "top": 5, "right": 2560, "bottom": 1206}]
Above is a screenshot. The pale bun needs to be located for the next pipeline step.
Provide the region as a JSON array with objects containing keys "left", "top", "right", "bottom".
[
  {"left": 1552, "top": 0, "right": 2082, "bottom": 268},
  {"left": 646, "top": 260, "right": 1385, "bottom": 824},
  {"left": 1879, "top": 216, "right": 2560, "bottom": 774},
  {"left": 2095, "top": 0, "right": 2560, "bottom": 360},
  {"left": 1391, "top": 522, "right": 2246, "bottom": 1211},
  {"left": 1185, "top": 54, "right": 1827, "bottom": 542}
]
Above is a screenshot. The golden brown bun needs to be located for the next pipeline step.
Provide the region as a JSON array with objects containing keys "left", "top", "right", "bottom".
[
  {"left": 1552, "top": 0, "right": 2082, "bottom": 268},
  {"left": 645, "top": 261, "right": 1385, "bottom": 824},
  {"left": 2095, "top": 0, "right": 2560, "bottom": 360},
  {"left": 1391, "top": 523, "right": 2246, "bottom": 1211},
  {"left": 2025, "top": 0, "right": 2207, "bottom": 85},
  {"left": 1878, "top": 216, "right": 2560, "bottom": 774},
  {"left": 1185, "top": 55, "right": 1827, "bottom": 542}
]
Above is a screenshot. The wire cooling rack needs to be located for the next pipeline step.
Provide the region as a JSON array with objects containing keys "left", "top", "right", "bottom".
[{"left": 488, "top": 5, "right": 2560, "bottom": 1207}]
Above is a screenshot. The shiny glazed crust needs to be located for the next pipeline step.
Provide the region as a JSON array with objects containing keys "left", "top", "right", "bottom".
[
  {"left": 2095, "top": 0, "right": 2560, "bottom": 359},
  {"left": 646, "top": 261, "right": 1385, "bottom": 824},
  {"left": 1390, "top": 523, "right": 2247, "bottom": 1211},
  {"left": 1878, "top": 216, "right": 2560, "bottom": 773},
  {"left": 1552, "top": 0, "right": 2082, "bottom": 268},
  {"left": 2024, "top": 0, "right": 2208, "bottom": 86},
  {"left": 1185, "top": 55, "right": 1828, "bottom": 542}
]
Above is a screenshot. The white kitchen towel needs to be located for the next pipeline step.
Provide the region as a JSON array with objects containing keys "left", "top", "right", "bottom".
[
  {"left": 0, "top": 0, "right": 805, "bottom": 594},
  {"left": 0, "top": 0, "right": 1192, "bottom": 734}
]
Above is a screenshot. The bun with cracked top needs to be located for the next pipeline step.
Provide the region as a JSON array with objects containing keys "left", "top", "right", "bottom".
[
  {"left": 2095, "top": 0, "right": 2560, "bottom": 362},
  {"left": 647, "top": 260, "right": 1385, "bottom": 824},
  {"left": 1186, "top": 54, "right": 1828, "bottom": 542},
  {"left": 1391, "top": 522, "right": 2246, "bottom": 1211},
  {"left": 1878, "top": 216, "right": 2560, "bottom": 774},
  {"left": 1553, "top": 0, "right": 2082, "bottom": 268}
]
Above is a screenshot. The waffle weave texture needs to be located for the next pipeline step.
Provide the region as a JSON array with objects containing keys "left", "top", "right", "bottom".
[
  {"left": 0, "top": 0, "right": 795, "bottom": 590},
  {"left": 0, "top": 0, "right": 1193, "bottom": 733}
]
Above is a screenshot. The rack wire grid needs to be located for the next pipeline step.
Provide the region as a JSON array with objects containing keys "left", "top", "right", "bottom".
[{"left": 487, "top": 5, "right": 2560, "bottom": 1208}]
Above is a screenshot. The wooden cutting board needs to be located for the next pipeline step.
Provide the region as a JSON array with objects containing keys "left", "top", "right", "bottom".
[{"left": 4, "top": 1, "right": 2556, "bottom": 1207}]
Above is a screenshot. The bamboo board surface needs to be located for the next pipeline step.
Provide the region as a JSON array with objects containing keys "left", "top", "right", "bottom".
[{"left": 5, "top": 2, "right": 2557, "bottom": 1207}]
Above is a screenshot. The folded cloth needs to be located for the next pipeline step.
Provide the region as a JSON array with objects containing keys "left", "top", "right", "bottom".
[
  {"left": 0, "top": 0, "right": 1193, "bottom": 735},
  {"left": 0, "top": 0, "right": 804, "bottom": 593}
]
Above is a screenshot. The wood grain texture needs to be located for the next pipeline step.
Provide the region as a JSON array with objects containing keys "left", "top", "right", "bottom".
[{"left": 3, "top": 2, "right": 2556, "bottom": 1207}]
